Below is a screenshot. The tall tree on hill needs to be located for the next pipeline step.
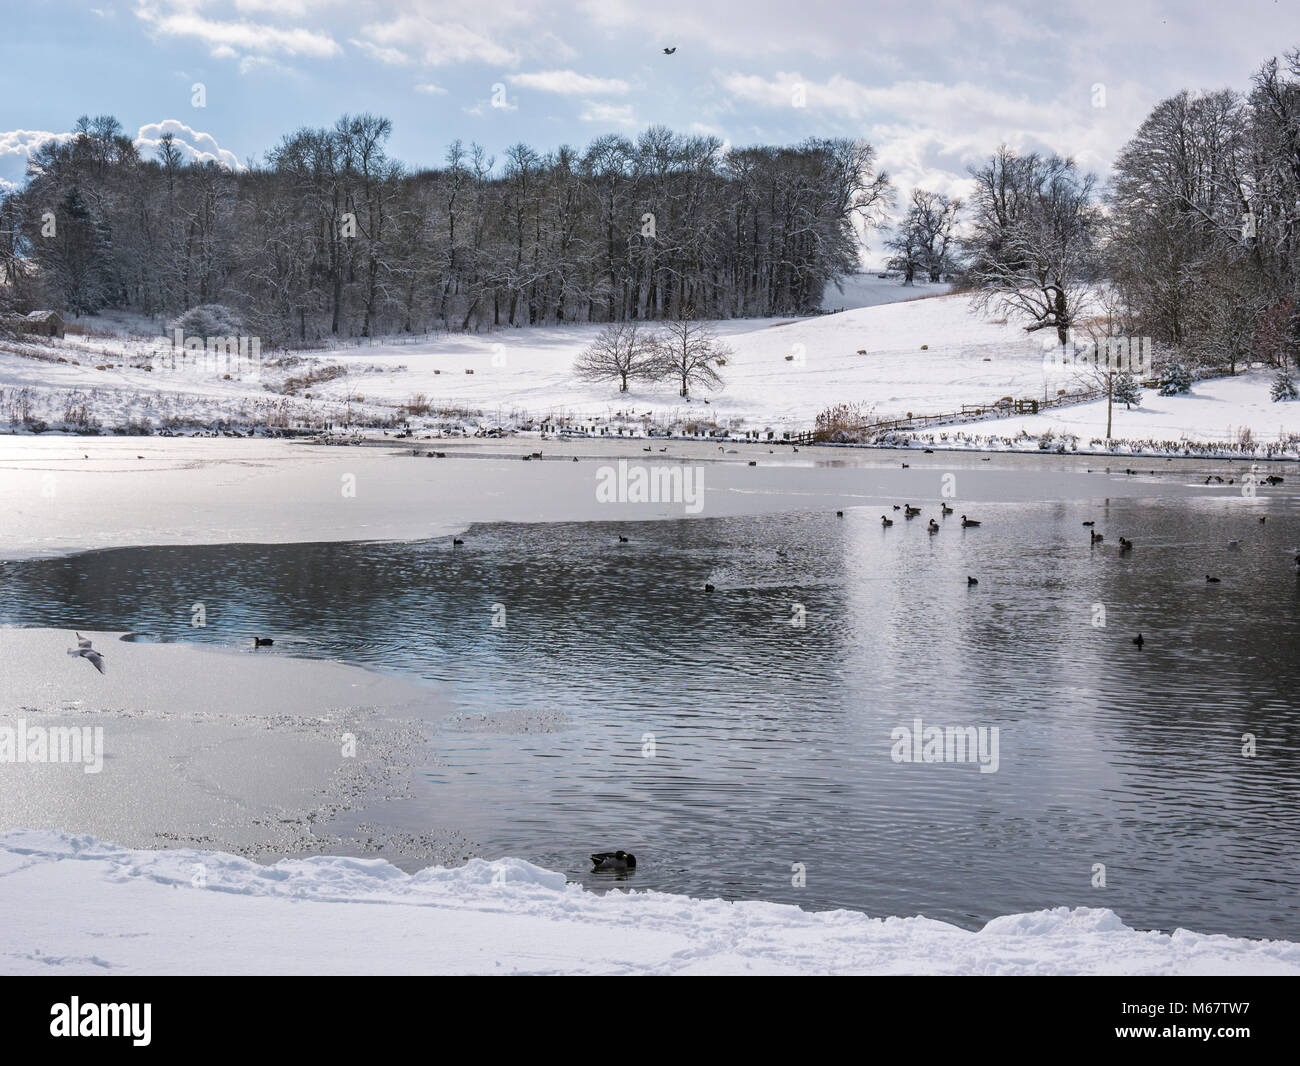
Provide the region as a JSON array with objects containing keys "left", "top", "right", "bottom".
[
  {"left": 888, "top": 188, "right": 962, "bottom": 284},
  {"left": 966, "top": 146, "right": 1099, "bottom": 346}
]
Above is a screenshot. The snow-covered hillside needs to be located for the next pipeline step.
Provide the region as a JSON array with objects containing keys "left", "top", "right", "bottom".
[
  {"left": 3, "top": 284, "right": 1298, "bottom": 453},
  {"left": 4, "top": 830, "right": 1297, "bottom": 975}
]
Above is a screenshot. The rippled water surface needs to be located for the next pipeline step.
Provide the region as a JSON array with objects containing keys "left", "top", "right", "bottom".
[{"left": 3, "top": 470, "right": 1299, "bottom": 938}]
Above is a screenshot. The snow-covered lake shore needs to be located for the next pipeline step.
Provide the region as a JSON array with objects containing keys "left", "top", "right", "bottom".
[{"left": 3, "top": 829, "right": 1298, "bottom": 975}]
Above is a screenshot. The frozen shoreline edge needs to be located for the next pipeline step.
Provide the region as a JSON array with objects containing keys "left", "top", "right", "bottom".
[{"left": 2, "top": 828, "right": 1298, "bottom": 976}]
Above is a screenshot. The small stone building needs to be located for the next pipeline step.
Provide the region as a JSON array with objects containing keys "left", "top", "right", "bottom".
[{"left": 22, "top": 310, "right": 65, "bottom": 338}]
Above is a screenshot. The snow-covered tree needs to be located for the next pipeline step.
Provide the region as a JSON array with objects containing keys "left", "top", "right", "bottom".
[
  {"left": 171, "top": 304, "right": 243, "bottom": 338},
  {"left": 1272, "top": 366, "right": 1299, "bottom": 401},
  {"left": 1113, "top": 372, "right": 1143, "bottom": 408},
  {"left": 1158, "top": 362, "right": 1192, "bottom": 395}
]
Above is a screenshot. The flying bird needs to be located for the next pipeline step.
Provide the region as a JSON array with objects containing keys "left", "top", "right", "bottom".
[
  {"left": 663, "top": 47, "right": 676, "bottom": 55},
  {"left": 67, "top": 633, "right": 105, "bottom": 674}
]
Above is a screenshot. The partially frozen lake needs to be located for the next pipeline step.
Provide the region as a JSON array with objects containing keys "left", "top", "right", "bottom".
[{"left": 2, "top": 453, "right": 1297, "bottom": 941}]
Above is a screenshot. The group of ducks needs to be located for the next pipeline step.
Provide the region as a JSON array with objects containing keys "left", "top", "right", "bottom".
[
  {"left": 876, "top": 504, "right": 981, "bottom": 532},
  {"left": 1086, "top": 520, "right": 1235, "bottom": 582}
]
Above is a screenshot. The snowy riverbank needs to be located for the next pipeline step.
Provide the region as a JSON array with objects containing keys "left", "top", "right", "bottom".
[{"left": 3, "top": 829, "right": 1298, "bottom": 975}]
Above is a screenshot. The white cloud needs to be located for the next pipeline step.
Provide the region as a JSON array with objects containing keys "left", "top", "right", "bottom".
[
  {"left": 578, "top": 102, "right": 637, "bottom": 127},
  {"left": 136, "top": 3, "right": 341, "bottom": 59},
  {"left": 414, "top": 82, "right": 448, "bottom": 95},
  {"left": 349, "top": 38, "right": 410, "bottom": 65},
  {"left": 0, "top": 129, "right": 73, "bottom": 161},
  {"left": 359, "top": 13, "right": 518, "bottom": 67},
  {"left": 134, "top": 120, "right": 244, "bottom": 170},
  {"left": 508, "top": 70, "right": 629, "bottom": 95}
]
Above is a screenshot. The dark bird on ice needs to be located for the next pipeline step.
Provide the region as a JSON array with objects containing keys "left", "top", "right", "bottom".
[
  {"left": 704, "top": 583, "right": 715, "bottom": 592},
  {"left": 253, "top": 637, "right": 274, "bottom": 648},
  {"left": 452, "top": 537, "right": 464, "bottom": 546},
  {"left": 67, "top": 633, "right": 105, "bottom": 674},
  {"left": 967, "top": 576, "right": 978, "bottom": 585},
  {"left": 618, "top": 535, "right": 629, "bottom": 542},
  {"left": 836, "top": 510, "right": 844, "bottom": 517},
  {"left": 591, "top": 850, "right": 636, "bottom": 870},
  {"left": 1206, "top": 574, "right": 1221, "bottom": 583},
  {"left": 1132, "top": 634, "right": 1144, "bottom": 648}
]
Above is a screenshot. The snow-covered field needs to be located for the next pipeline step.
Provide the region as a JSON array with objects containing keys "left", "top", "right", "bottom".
[
  {"left": 3, "top": 830, "right": 1297, "bottom": 975},
  {"left": 4, "top": 278, "right": 1298, "bottom": 456}
]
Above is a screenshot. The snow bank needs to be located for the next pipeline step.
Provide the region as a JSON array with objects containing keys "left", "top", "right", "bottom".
[{"left": 3, "top": 830, "right": 1297, "bottom": 975}]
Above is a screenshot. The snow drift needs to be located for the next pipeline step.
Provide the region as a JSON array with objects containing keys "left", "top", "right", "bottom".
[{"left": 3, "top": 830, "right": 1297, "bottom": 976}]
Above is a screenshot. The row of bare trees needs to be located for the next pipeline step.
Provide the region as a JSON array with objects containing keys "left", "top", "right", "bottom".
[
  {"left": 574, "top": 319, "right": 730, "bottom": 397},
  {"left": 952, "top": 46, "right": 1300, "bottom": 374},
  {"left": 0, "top": 117, "right": 890, "bottom": 343}
]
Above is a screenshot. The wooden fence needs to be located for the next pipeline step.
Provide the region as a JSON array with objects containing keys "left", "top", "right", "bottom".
[{"left": 810, "top": 385, "right": 1109, "bottom": 443}]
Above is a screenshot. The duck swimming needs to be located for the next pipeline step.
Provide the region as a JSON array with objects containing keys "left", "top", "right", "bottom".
[
  {"left": 961, "top": 515, "right": 980, "bottom": 527},
  {"left": 590, "top": 851, "right": 636, "bottom": 871},
  {"left": 253, "top": 637, "right": 274, "bottom": 648},
  {"left": 1132, "top": 634, "right": 1144, "bottom": 648},
  {"left": 940, "top": 504, "right": 953, "bottom": 515},
  {"left": 881, "top": 515, "right": 893, "bottom": 527},
  {"left": 1206, "top": 575, "right": 1221, "bottom": 583},
  {"left": 1118, "top": 537, "right": 1133, "bottom": 551},
  {"left": 928, "top": 519, "right": 940, "bottom": 533},
  {"left": 967, "top": 576, "right": 978, "bottom": 586},
  {"left": 1090, "top": 530, "right": 1103, "bottom": 543}
]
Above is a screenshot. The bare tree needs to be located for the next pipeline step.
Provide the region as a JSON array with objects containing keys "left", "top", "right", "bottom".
[
  {"left": 966, "top": 147, "right": 1099, "bottom": 346},
  {"left": 574, "top": 322, "right": 657, "bottom": 391},
  {"left": 888, "top": 189, "right": 962, "bottom": 284},
  {"left": 650, "top": 314, "right": 729, "bottom": 397}
]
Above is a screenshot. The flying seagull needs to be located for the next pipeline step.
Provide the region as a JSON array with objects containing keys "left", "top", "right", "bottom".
[
  {"left": 67, "top": 632, "right": 106, "bottom": 674},
  {"left": 663, "top": 47, "right": 676, "bottom": 54}
]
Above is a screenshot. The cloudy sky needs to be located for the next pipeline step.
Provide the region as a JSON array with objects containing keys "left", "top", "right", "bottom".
[{"left": 3, "top": 0, "right": 1299, "bottom": 223}]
